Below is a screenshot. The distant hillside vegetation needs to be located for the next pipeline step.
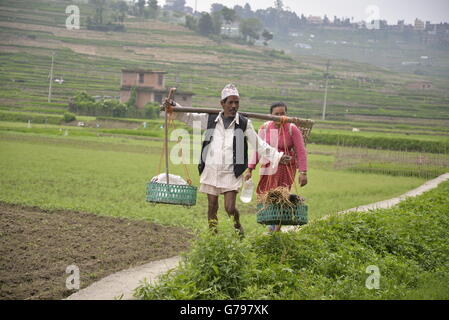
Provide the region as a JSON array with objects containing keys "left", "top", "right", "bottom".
[{"left": 0, "top": 0, "right": 448, "bottom": 126}]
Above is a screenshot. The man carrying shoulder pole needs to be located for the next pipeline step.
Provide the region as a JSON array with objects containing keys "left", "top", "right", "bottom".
[{"left": 162, "top": 84, "right": 291, "bottom": 237}]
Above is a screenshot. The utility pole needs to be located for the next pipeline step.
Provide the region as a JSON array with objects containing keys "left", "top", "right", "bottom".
[
  {"left": 322, "top": 60, "right": 330, "bottom": 121},
  {"left": 48, "top": 52, "right": 54, "bottom": 103}
]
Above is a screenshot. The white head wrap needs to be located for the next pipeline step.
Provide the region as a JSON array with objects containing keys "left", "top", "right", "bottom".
[{"left": 221, "top": 83, "right": 239, "bottom": 100}]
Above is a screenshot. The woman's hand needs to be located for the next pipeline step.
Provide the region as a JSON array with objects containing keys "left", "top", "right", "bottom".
[
  {"left": 299, "top": 172, "right": 308, "bottom": 187},
  {"left": 244, "top": 169, "right": 253, "bottom": 181}
]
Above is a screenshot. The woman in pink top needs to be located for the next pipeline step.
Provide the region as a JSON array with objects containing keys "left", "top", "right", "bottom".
[{"left": 245, "top": 102, "right": 308, "bottom": 232}]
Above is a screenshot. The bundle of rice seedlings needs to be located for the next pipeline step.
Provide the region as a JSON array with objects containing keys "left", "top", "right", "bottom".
[
  {"left": 257, "top": 187, "right": 292, "bottom": 206},
  {"left": 257, "top": 187, "right": 305, "bottom": 219}
]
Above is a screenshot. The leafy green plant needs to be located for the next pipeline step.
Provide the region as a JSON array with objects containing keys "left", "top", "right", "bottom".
[
  {"left": 143, "top": 102, "right": 160, "bottom": 119},
  {"left": 74, "top": 91, "right": 95, "bottom": 104},
  {"left": 135, "top": 223, "right": 256, "bottom": 300},
  {"left": 63, "top": 112, "right": 76, "bottom": 123},
  {"left": 126, "top": 87, "right": 138, "bottom": 109},
  {"left": 69, "top": 92, "right": 133, "bottom": 118},
  {"left": 135, "top": 181, "right": 449, "bottom": 300},
  {"left": 102, "top": 99, "right": 128, "bottom": 117}
]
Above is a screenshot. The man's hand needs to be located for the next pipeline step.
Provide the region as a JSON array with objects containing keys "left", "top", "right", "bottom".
[
  {"left": 280, "top": 155, "right": 292, "bottom": 165},
  {"left": 162, "top": 98, "right": 174, "bottom": 111},
  {"left": 299, "top": 172, "right": 308, "bottom": 187},
  {"left": 244, "top": 169, "right": 252, "bottom": 181}
]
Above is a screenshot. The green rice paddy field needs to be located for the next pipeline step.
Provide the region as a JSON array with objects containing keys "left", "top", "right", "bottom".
[{"left": 0, "top": 124, "right": 429, "bottom": 232}]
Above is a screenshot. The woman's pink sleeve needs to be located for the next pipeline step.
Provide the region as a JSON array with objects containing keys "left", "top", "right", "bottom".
[
  {"left": 292, "top": 125, "right": 308, "bottom": 172},
  {"left": 248, "top": 126, "right": 264, "bottom": 169}
]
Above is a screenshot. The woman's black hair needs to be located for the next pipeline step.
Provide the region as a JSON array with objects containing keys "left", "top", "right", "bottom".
[{"left": 270, "top": 102, "right": 287, "bottom": 114}]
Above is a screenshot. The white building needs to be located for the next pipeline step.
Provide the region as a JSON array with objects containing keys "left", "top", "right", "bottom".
[
  {"left": 221, "top": 23, "right": 240, "bottom": 38},
  {"left": 414, "top": 18, "right": 425, "bottom": 31},
  {"left": 295, "top": 43, "right": 312, "bottom": 49},
  {"left": 308, "top": 16, "right": 323, "bottom": 24}
]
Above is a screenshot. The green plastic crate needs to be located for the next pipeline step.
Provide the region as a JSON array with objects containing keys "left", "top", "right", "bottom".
[
  {"left": 256, "top": 203, "right": 308, "bottom": 225},
  {"left": 146, "top": 182, "right": 197, "bottom": 206}
]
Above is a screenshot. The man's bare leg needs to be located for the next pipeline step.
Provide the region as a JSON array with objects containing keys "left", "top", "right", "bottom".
[
  {"left": 224, "top": 191, "right": 244, "bottom": 237},
  {"left": 207, "top": 194, "right": 219, "bottom": 232}
]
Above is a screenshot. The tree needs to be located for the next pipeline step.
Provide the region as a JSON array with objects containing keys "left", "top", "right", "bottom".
[
  {"left": 274, "top": 0, "right": 283, "bottom": 11},
  {"left": 333, "top": 15, "right": 340, "bottom": 25},
  {"left": 233, "top": 3, "right": 253, "bottom": 19},
  {"left": 211, "top": 3, "right": 224, "bottom": 13},
  {"left": 233, "top": 5, "right": 244, "bottom": 19},
  {"left": 240, "top": 18, "right": 263, "bottom": 42},
  {"left": 126, "top": 87, "right": 138, "bottom": 108},
  {"left": 114, "top": 0, "right": 128, "bottom": 14},
  {"left": 211, "top": 10, "right": 223, "bottom": 35},
  {"left": 112, "top": 0, "right": 128, "bottom": 23},
  {"left": 172, "top": 0, "right": 186, "bottom": 12},
  {"left": 144, "top": 103, "right": 158, "bottom": 119},
  {"left": 149, "top": 0, "right": 158, "bottom": 11},
  {"left": 86, "top": 15, "right": 93, "bottom": 27},
  {"left": 243, "top": 3, "right": 253, "bottom": 18},
  {"left": 221, "top": 7, "right": 236, "bottom": 25},
  {"left": 185, "top": 15, "right": 197, "bottom": 31},
  {"left": 198, "top": 12, "right": 214, "bottom": 36},
  {"left": 137, "top": 0, "right": 146, "bottom": 17},
  {"left": 63, "top": 112, "right": 76, "bottom": 123},
  {"left": 262, "top": 29, "right": 273, "bottom": 45},
  {"left": 89, "top": 0, "right": 106, "bottom": 25},
  {"left": 148, "top": 0, "right": 159, "bottom": 18}
]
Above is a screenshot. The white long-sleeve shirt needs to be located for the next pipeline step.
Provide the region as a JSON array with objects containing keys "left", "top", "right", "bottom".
[{"left": 164, "top": 105, "right": 284, "bottom": 190}]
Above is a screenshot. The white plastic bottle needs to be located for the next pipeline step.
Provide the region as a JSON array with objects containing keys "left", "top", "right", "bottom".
[{"left": 240, "top": 178, "right": 254, "bottom": 203}]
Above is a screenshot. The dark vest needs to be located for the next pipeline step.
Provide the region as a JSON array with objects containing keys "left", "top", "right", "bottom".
[{"left": 198, "top": 113, "right": 248, "bottom": 178}]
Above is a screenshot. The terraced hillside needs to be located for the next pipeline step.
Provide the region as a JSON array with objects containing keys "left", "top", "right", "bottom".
[{"left": 0, "top": 0, "right": 448, "bottom": 127}]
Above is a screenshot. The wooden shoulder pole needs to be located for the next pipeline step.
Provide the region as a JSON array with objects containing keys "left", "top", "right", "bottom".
[{"left": 160, "top": 105, "right": 314, "bottom": 128}]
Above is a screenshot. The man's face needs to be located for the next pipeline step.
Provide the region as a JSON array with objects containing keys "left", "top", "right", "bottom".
[{"left": 221, "top": 95, "right": 239, "bottom": 118}]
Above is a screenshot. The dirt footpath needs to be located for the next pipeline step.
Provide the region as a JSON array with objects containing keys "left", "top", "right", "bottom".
[{"left": 0, "top": 202, "right": 194, "bottom": 300}]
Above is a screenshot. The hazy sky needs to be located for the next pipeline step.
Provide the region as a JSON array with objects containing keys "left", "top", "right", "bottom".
[{"left": 175, "top": 0, "right": 449, "bottom": 24}]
